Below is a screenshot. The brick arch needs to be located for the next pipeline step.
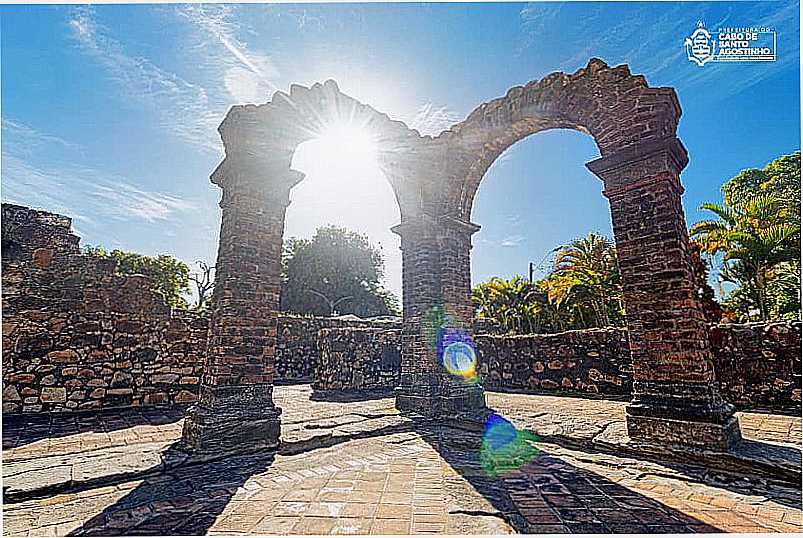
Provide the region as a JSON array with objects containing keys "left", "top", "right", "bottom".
[
  {"left": 183, "top": 60, "right": 741, "bottom": 455},
  {"left": 437, "top": 58, "right": 682, "bottom": 219},
  {"left": 210, "top": 79, "right": 426, "bottom": 220}
]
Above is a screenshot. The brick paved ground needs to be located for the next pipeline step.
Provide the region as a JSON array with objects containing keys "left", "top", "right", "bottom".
[{"left": 3, "top": 386, "right": 801, "bottom": 536}]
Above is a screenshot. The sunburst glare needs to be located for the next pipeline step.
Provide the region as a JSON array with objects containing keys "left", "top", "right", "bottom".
[{"left": 312, "top": 121, "right": 379, "bottom": 173}]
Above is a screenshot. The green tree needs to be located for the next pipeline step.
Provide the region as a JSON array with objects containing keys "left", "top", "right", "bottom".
[
  {"left": 691, "top": 192, "right": 800, "bottom": 321},
  {"left": 83, "top": 246, "right": 191, "bottom": 309},
  {"left": 544, "top": 233, "right": 624, "bottom": 329},
  {"left": 472, "top": 276, "right": 557, "bottom": 334},
  {"left": 473, "top": 234, "right": 624, "bottom": 334},
  {"left": 281, "top": 226, "right": 399, "bottom": 317},
  {"left": 722, "top": 152, "right": 800, "bottom": 219}
]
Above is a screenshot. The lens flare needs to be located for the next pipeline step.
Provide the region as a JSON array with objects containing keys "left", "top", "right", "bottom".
[
  {"left": 443, "top": 341, "right": 477, "bottom": 380},
  {"left": 423, "top": 305, "right": 479, "bottom": 382},
  {"left": 441, "top": 327, "right": 478, "bottom": 382},
  {"left": 480, "top": 414, "right": 540, "bottom": 478}
]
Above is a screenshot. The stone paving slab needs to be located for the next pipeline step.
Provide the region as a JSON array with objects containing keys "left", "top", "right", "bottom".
[
  {"left": 3, "top": 389, "right": 411, "bottom": 501},
  {"left": 3, "top": 385, "right": 802, "bottom": 535},
  {"left": 3, "top": 427, "right": 802, "bottom": 536}
]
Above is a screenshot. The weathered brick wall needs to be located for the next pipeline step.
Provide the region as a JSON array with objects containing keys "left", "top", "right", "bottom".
[
  {"left": 475, "top": 328, "right": 632, "bottom": 396},
  {"left": 313, "top": 327, "right": 402, "bottom": 394},
  {"left": 708, "top": 322, "right": 802, "bottom": 412}
]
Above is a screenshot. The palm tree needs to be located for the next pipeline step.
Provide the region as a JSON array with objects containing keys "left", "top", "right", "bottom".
[
  {"left": 691, "top": 193, "right": 800, "bottom": 321},
  {"left": 472, "top": 276, "right": 557, "bottom": 334},
  {"left": 546, "top": 233, "right": 623, "bottom": 328}
]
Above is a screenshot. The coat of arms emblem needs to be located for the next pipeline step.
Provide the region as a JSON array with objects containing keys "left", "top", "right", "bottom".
[{"left": 684, "top": 21, "right": 717, "bottom": 66}]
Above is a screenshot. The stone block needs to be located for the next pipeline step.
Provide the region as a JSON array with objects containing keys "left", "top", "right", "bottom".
[
  {"left": 47, "top": 350, "right": 79, "bottom": 363},
  {"left": 152, "top": 373, "right": 179, "bottom": 384},
  {"left": 110, "top": 371, "right": 133, "bottom": 388},
  {"left": 3, "top": 385, "right": 22, "bottom": 401},
  {"left": 174, "top": 390, "right": 198, "bottom": 403},
  {"left": 40, "top": 387, "right": 67, "bottom": 403}
]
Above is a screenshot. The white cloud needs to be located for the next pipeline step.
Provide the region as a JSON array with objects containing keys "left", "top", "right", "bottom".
[
  {"left": 67, "top": 6, "right": 222, "bottom": 153},
  {"left": 1, "top": 120, "right": 196, "bottom": 227},
  {"left": 406, "top": 102, "right": 463, "bottom": 136},
  {"left": 500, "top": 234, "right": 525, "bottom": 248},
  {"left": 177, "top": 4, "right": 280, "bottom": 104}
]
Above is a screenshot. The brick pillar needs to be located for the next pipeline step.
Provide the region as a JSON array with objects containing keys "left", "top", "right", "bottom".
[
  {"left": 587, "top": 137, "right": 741, "bottom": 450},
  {"left": 392, "top": 215, "right": 486, "bottom": 417},
  {"left": 182, "top": 160, "right": 303, "bottom": 454}
]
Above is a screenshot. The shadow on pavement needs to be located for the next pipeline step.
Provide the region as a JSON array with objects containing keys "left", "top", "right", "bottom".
[
  {"left": 68, "top": 442, "right": 274, "bottom": 536},
  {"left": 2, "top": 406, "right": 188, "bottom": 450},
  {"left": 539, "top": 431, "right": 802, "bottom": 510},
  {"left": 412, "top": 413, "right": 723, "bottom": 534},
  {"left": 309, "top": 388, "right": 396, "bottom": 403}
]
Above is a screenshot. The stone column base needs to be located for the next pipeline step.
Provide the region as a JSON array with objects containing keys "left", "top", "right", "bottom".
[
  {"left": 395, "top": 384, "right": 486, "bottom": 418},
  {"left": 626, "top": 413, "right": 742, "bottom": 451},
  {"left": 181, "top": 384, "right": 282, "bottom": 455}
]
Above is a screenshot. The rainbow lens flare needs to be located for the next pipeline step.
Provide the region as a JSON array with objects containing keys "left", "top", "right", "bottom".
[
  {"left": 480, "top": 414, "right": 540, "bottom": 478},
  {"left": 443, "top": 341, "right": 477, "bottom": 380},
  {"left": 440, "top": 327, "right": 478, "bottom": 382},
  {"left": 423, "top": 305, "right": 479, "bottom": 382}
]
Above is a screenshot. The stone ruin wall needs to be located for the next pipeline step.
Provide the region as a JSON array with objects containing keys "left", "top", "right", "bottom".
[
  {"left": 2, "top": 203, "right": 800, "bottom": 415},
  {"left": 0, "top": 203, "right": 399, "bottom": 413},
  {"left": 476, "top": 328, "right": 632, "bottom": 397},
  {"left": 313, "top": 323, "right": 800, "bottom": 413},
  {"left": 313, "top": 327, "right": 402, "bottom": 396}
]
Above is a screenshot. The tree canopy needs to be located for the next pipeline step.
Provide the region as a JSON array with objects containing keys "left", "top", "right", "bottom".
[
  {"left": 473, "top": 233, "right": 624, "bottom": 334},
  {"left": 691, "top": 151, "right": 801, "bottom": 321},
  {"left": 83, "top": 246, "right": 191, "bottom": 309},
  {"left": 281, "top": 225, "right": 399, "bottom": 317}
]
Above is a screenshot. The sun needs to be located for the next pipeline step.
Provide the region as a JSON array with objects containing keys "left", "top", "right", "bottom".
[{"left": 313, "top": 121, "right": 378, "bottom": 169}]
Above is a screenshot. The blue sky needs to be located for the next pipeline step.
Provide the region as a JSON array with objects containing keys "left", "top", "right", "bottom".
[{"left": 2, "top": 1, "right": 800, "bottom": 300}]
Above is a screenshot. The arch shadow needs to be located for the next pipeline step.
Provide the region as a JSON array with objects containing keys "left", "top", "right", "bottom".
[{"left": 410, "top": 415, "right": 723, "bottom": 534}]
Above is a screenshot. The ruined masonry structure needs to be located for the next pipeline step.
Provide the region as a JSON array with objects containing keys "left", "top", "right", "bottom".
[
  {"left": 190, "top": 58, "right": 742, "bottom": 453},
  {"left": 0, "top": 203, "right": 401, "bottom": 414}
]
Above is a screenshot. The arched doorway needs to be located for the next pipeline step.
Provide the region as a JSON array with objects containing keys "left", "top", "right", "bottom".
[
  {"left": 183, "top": 59, "right": 741, "bottom": 454},
  {"left": 432, "top": 58, "right": 740, "bottom": 450}
]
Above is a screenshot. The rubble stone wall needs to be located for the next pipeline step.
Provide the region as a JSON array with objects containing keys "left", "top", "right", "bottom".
[
  {"left": 0, "top": 203, "right": 399, "bottom": 413},
  {"left": 475, "top": 329, "right": 633, "bottom": 397},
  {"left": 313, "top": 327, "right": 402, "bottom": 395},
  {"left": 708, "top": 321, "right": 801, "bottom": 412},
  {"left": 2, "top": 204, "right": 799, "bottom": 415},
  {"left": 475, "top": 322, "right": 801, "bottom": 413},
  {"left": 276, "top": 317, "right": 401, "bottom": 383}
]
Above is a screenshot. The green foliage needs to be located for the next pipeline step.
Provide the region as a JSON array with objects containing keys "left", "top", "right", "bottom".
[
  {"left": 83, "top": 246, "right": 191, "bottom": 309},
  {"left": 691, "top": 152, "right": 801, "bottom": 321},
  {"left": 472, "top": 276, "right": 554, "bottom": 334},
  {"left": 281, "top": 225, "right": 399, "bottom": 317},
  {"left": 472, "top": 233, "right": 624, "bottom": 334},
  {"left": 544, "top": 233, "right": 624, "bottom": 329}
]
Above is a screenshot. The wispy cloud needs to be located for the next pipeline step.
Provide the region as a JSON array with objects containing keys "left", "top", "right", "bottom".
[
  {"left": 517, "top": 1, "right": 799, "bottom": 100},
  {"left": 1, "top": 119, "right": 82, "bottom": 156},
  {"left": 68, "top": 6, "right": 222, "bottom": 153},
  {"left": 177, "top": 4, "right": 280, "bottom": 104},
  {"left": 1, "top": 120, "right": 196, "bottom": 232},
  {"left": 500, "top": 234, "right": 526, "bottom": 248}
]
